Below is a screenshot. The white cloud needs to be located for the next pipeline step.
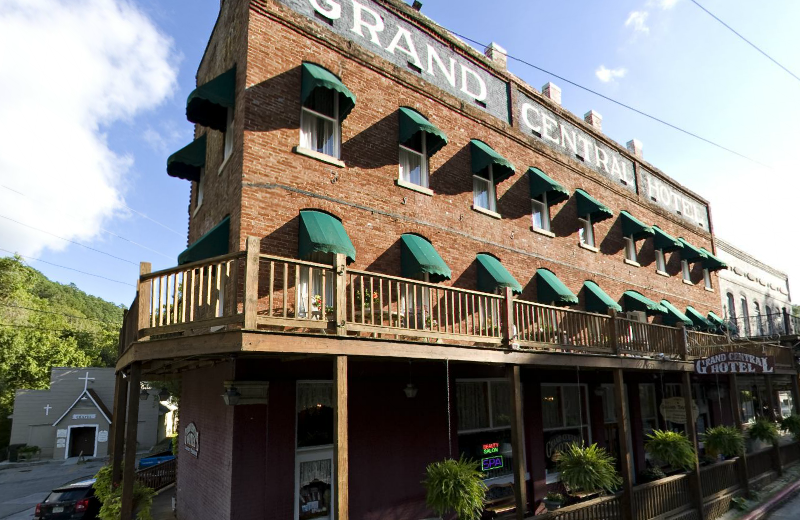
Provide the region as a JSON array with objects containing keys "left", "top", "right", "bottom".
[
  {"left": 596, "top": 65, "right": 628, "bottom": 83},
  {"left": 625, "top": 11, "right": 650, "bottom": 34},
  {"left": 0, "top": 0, "right": 178, "bottom": 257},
  {"left": 658, "top": 0, "right": 679, "bottom": 9},
  {"left": 142, "top": 122, "right": 186, "bottom": 155}
]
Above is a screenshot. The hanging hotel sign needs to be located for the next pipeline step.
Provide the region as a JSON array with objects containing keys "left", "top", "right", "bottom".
[
  {"left": 695, "top": 352, "right": 775, "bottom": 375},
  {"left": 659, "top": 397, "right": 699, "bottom": 424},
  {"left": 639, "top": 169, "right": 710, "bottom": 231},
  {"left": 184, "top": 422, "right": 199, "bottom": 457},
  {"left": 278, "top": 0, "right": 510, "bottom": 121}
]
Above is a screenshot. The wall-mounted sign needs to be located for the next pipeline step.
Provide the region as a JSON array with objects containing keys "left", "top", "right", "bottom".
[
  {"left": 98, "top": 430, "right": 109, "bottom": 443},
  {"left": 695, "top": 352, "right": 774, "bottom": 375},
  {"left": 184, "top": 422, "right": 199, "bottom": 457},
  {"left": 278, "top": 0, "right": 510, "bottom": 121},
  {"left": 659, "top": 396, "right": 699, "bottom": 424},
  {"left": 482, "top": 442, "right": 499, "bottom": 455},
  {"left": 639, "top": 169, "right": 709, "bottom": 231},
  {"left": 57, "top": 429, "right": 68, "bottom": 438},
  {"left": 56, "top": 439, "right": 66, "bottom": 448},
  {"left": 73, "top": 414, "right": 96, "bottom": 420},
  {"left": 481, "top": 455, "right": 504, "bottom": 471}
]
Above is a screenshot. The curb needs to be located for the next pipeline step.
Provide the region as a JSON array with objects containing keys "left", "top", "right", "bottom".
[
  {"left": 741, "top": 479, "right": 800, "bottom": 520},
  {"left": 0, "top": 460, "right": 52, "bottom": 471}
]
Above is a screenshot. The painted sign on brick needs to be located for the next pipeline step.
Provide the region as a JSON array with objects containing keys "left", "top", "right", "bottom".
[
  {"left": 516, "top": 91, "right": 636, "bottom": 191},
  {"left": 278, "top": 0, "right": 510, "bottom": 121},
  {"left": 639, "top": 169, "right": 710, "bottom": 231}
]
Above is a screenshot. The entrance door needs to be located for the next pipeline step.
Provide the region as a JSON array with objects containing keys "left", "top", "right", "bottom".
[{"left": 69, "top": 427, "right": 96, "bottom": 457}]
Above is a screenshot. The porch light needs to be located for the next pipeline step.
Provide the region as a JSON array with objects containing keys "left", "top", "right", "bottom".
[
  {"left": 222, "top": 386, "right": 242, "bottom": 406},
  {"left": 158, "top": 387, "right": 170, "bottom": 401},
  {"left": 403, "top": 383, "right": 418, "bottom": 398},
  {"left": 139, "top": 389, "right": 149, "bottom": 401}
]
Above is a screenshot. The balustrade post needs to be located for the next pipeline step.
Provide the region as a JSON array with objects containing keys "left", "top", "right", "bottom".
[
  {"left": 334, "top": 253, "right": 347, "bottom": 336},
  {"left": 728, "top": 374, "right": 750, "bottom": 495},
  {"left": 613, "top": 369, "right": 634, "bottom": 520},
  {"left": 503, "top": 287, "right": 517, "bottom": 349},
  {"left": 682, "top": 371, "right": 706, "bottom": 520},
  {"left": 137, "top": 262, "right": 151, "bottom": 340},
  {"left": 608, "top": 309, "right": 619, "bottom": 355},
  {"left": 243, "top": 237, "right": 261, "bottom": 330}
]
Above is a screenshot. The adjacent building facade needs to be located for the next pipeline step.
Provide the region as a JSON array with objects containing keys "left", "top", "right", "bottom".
[{"left": 111, "top": 1, "right": 799, "bottom": 520}]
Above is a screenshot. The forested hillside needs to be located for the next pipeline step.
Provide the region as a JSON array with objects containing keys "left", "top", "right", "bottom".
[{"left": 0, "top": 255, "right": 125, "bottom": 447}]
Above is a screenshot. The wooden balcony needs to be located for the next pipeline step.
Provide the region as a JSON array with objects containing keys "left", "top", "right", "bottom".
[{"left": 117, "top": 238, "right": 797, "bottom": 372}]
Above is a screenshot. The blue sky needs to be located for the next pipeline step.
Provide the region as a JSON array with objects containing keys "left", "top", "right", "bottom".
[{"left": 1, "top": 0, "right": 798, "bottom": 307}]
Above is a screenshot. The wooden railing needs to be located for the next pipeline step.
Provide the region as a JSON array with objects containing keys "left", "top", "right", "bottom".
[
  {"left": 135, "top": 458, "right": 176, "bottom": 491},
  {"left": 746, "top": 447, "right": 774, "bottom": 480},
  {"left": 632, "top": 473, "right": 692, "bottom": 520},
  {"left": 780, "top": 441, "right": 800, "bottom": 467},
  {"left": 700, "top": 458, "right": 740, "bottom": 497},
  {"left": 617, "top": 318, "right": 683, "bottom": 358},
  {"left": 686, "top": 331, "right": 795, "bottom": 367},
  {"left": 514, "top": 301, "right": 613, "bottom": 354},
  {"left": 535, "top": 494, "right": 621, "bottom": 520}
]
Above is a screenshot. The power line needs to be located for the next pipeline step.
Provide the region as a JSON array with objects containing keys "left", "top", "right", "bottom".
[
  {"left": 0, "top": 248, "right": 136, "bottom": 286},
  {"left": 0, "top": 322, "right": 112, "bottom": 336},
  {"left": 0, "top": 214, "right": 138, "bottom": 265},
  {"left": 121, "top": 203, "right": 184, "bottom": 237},
  {"left": 689, "top": 0, "right": 800, "bottom": 84},
  {"left": 447, "top": 30, "right": 771, "bottom": 168},
  {"left": 0, "top": 303, "right": 120, "bottom": 326}
]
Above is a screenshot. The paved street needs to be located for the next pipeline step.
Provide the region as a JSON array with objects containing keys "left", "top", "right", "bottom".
[
  {"left": 0, "top": 459, "right": 105, "bottom": 520},
  {"left": 768, "top": 489, "right": 800, "bottom": 519}
]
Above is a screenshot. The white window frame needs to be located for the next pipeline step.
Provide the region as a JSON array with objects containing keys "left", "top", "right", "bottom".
[
  {"left": 655, "top": 249, "right": 666, "bottom": 273},
  {"left": 681, "top": 259, "right": 691, "bottom": 282},
  {"left": 298, "top": 253, "right": 335, "bottom": 319},
  {"left": 294, "top": 380, "right": 335, "bottom": 520},
  {"left": 703, "top": 268, "right": 712, "bottom": 290},
  {"left": 531, "top": 192, "right": 550, "bottom": 232},
  {"left": 578, "top": 215, "right": 595, "bottom": 247},
  {"left": 624, "top": 236, "right": 637, "bottom": 263},
  {"left": 399, "top": 132, "right": 428, "bottom": 188},
  {"left": 300, "top": 92, "right": 341, "bottom": 159},
  {"left": 541, "top": 383, "right": 592, "bottom": 483},
  {"left": 223, "top": 107, "right": 234, "bottom": 163},
  {"left": 473, "top": 164, "right": 496, "bottom": 212}
]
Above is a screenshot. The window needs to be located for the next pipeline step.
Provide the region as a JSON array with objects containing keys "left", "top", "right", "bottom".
[
  {"left": 195, "top": 168, "right": 205, "bottom": 210},
  {"left": 400, "top": 273, "right": 432, "bottom": 329},
  {"left": 296, "top": 381, "right": 334, "bottom": 520},
  {"left": 578, "top": 216, "right": 594, "bottom": 247},
  {"left": 681, "top": 259, "right": 691, "bottom": 282},
  {"left": 399, "top": 131, "right": 428, "bottom": 188},
  {"left": 298, "top": 252, "right": 335, "bottom": 319},
  {"left": 624, "top": 236, "right": 637, "bottom": 263},
  {"left": 767, "top": 306, "right": 775, "bottom": 335},
  {"left": 639, "top": 384, "right": 658, "bottom": 436},
  {"left": 726, "top": 293, "right": 736, "bottom": 320},
  {"left": 456, "top": 380, "right": 518, "bottom": 481},
  {"left": 223, "top": 107, "right": 234, "bottom": 162},
  {"left": 703, "top": 268, "right": 712, "bottom": 289},
  {"left": 655, "top": 249, "right": 666, "bottom": 272},
  {"left": 296, "top": 382, "right": 334, "bottom": 449},
  {"left": 542, "top": 384, "right": 590, "bottom": 482},
  {"left": 300, "top": 87, "right": 340, "bottom": 158},
  {"left": 741, "top": 297, "right": 751, "bottom": 336},
  {"left": 473, "top": 165, "right": 497, "bottom": 212},
  {"left": 754, "top": 302, "right": 763, "bottom": 335},
  {"left": 531, "top": 193, "right": 551, "bottom": 232}
]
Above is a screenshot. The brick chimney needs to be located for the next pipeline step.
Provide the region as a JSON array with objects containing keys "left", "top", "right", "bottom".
[
  {"left": 484, "top": 42, "right": 507, "bottom": 71},
  {"left": 542, "top": 82, "right": 561, "bottom": 105},
  {"left": 626, "top": 139, "right": 643, "bottom": 159},
  {"left": 584, "top": 110, "right": 602, "bottom": 132}
]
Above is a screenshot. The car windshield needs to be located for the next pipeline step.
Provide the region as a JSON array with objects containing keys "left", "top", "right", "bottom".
[{"left": 45, "top": 488, "right": 88, "bottom": 503}]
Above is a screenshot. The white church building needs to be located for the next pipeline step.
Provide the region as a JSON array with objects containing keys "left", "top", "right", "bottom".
[{"left": 9, "top": 367, "right": 171, "bottom": 460}]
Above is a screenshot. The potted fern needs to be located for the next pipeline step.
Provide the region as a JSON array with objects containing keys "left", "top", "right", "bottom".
[
  {"left": 701, "top": 426, "right": 744, "bottom": 460},
  {"left": 556, "top": 443, "right": 622, "bottom": 498},
  {"left": 542, "top": 492, "right": 564, "bottom": 511},
  {"left": 422, "top": 456, "right": 486, "bottom": 520},
  {"left": 780, "top": 414, "right": 800, "bottom": 440},
  {"left": 644, "top": 430, "right": 696, "bottom": 472},
  {"left": 748, "top": 417, "right": 779, "bottom": 452}
]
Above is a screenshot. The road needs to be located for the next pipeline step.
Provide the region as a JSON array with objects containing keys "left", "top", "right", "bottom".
[
  {"left": 0, "top": 459, "right": 105, "bottom": 520},
  {"left": 768, "top": 488, "right": 800, "bottom": 519}
]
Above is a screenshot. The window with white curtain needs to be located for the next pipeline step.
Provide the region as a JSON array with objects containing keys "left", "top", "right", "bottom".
[
  {"left": 624, "top": 236, "right": 637, "bottom": 263},
  {"left": 578, "top": 216, "right": 594, "bottom": 247},
  {"left": 541, "top": 384, "right": 590, "bottom": 482},
  {"left": 703, "top": 268, "right": 712, "bottom": 289},
  {"left": 296, "top": 381, "right": 334, "bottom": 448},
  {"left": 300, "top": 88, "right": 340, "bottom": 158},
  {"left": 655, "top": 249, "right": 666, "bottom": 272},
  {"left": 473, "top": 165, "right": 496, "bottom": 212},
  {"left": 298, "top": 252, "right": 334, "bottom": 319},
  {"left": 400, "top": 273, "right": 431, "bottom": 329},
  {"left": 681, "top": 259, "right": 691, "bottom": 282},
  {"left": 399, "top": 132, "right": 428, "bottom": 188},
  {"left": 223, "top": 107, "right": 234, "bottom": 162},
  {"left": 531, "top": 193, "right": 550, "bottom": 232}
]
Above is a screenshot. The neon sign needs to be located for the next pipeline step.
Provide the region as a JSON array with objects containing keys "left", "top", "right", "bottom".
[
  {"left": 482, "top": 442, "right": 499, "bottom": 454},
  {"left": 481, "top": 456, "right": 504, "bottom": 471}
]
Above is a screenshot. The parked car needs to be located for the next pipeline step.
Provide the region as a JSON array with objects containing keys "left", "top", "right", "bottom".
[
  {"left": 137, "top": 450, "right": 176, "bottom": 469},
  {"left": 35, "top": 479, "right": 100, "bottom": 519}
]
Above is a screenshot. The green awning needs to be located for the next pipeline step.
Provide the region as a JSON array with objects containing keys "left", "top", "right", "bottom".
[
  {"left": 583, "top": 280, "right": 622, "bottom": 313},
  {"left": 536, "top": 269, "right": 578, "bottom": 307},
  {"left": 660, "top": 300, "right": 693, "bottom": 327},
  {"left": 301, "top": 62, "right": 356, "bottom": 121},
  {"left": 686, "top": 306, "right": 714, "bottom": 331},
  {"left": 178, "top": 215, "right": 230, "bottom": 265},
  {"left": 708, "top": 311, "right": 736, "bottom": 334},
  {"left": 400, "top": 234, "right": 451, "bottom": 282},
  {"left": 652, "top": 226, "right": 682, "bottom": 252},
  {"left": 186, "top": 66, "right": 236, "bottom": 132},
  {"left": 575, "top": 189, "right": 613, "bottom": 222},
  {"left": 620, "top": 211, "right": 654, "bottom": 241},
  {"left": 678, "top": 238, "right": 708, "bottom": 263},
  {"left": 700, "top": 248, "right": 727, "bottom": 272},
  {"left": 622, "top": 290, "right": 667, "bottom": 316},
  {"left": 398, "top": 107, "right": 447, "bottom": 156},
  {"left": 298, "top": 210, "right": 356, "bottom": 264},
  {"left": 528, "top": 167, "right": 569, "bottom": 205},
  {"left": 167, "top": 135, "right": 207, "bottom": 182},
  {"left": 470, "top": 139, "right": 515, "bottom": 183},
  {"left": 476, "top": 254, "right": 522, "bottom": 295}
]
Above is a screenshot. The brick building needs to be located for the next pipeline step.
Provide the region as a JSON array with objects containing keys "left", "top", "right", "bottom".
[{"left": 111, "top": 1, "right": 800, "bottom": 519}]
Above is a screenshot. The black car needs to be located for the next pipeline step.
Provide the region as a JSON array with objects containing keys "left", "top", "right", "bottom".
[{"left": 35, "top": 479, "right": 100, "bottom": 520}]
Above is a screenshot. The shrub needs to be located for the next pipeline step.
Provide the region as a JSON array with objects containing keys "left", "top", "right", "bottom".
[
  {"left": 645, "top": 430, "right": 696, "bottom": 471},
  {"left": 422, "top": 456, "right": 486, "bottom": 520},
  {"left": 93, "top": 464, "right": 154, "bottom": 520},
  {"left": 780, "top": 414, "right": 800, "bottom": 439},
  {"left": 544, "top": 492, "right": 564, "bottom": 502},
  {"left": 701, "top": 426, "right": 744, "bottom": 459},
  {"left": 638, "top": 466, "right": 666, "bottom": 483},
  {"left": 748, "top": 418, "right": 779, "bottom": 444},
  {"left": 556, "top": 443, "right": 622, "bottom": 494}
]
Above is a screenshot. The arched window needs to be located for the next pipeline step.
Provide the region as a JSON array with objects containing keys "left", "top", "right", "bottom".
[
  {"left": 726, "top": 293, "right": 736, "bottom": 320},
  {"left": 741, "top": 296, "right": 751, "bottom": 336},
  {"left": 754, "top": 302, "right": 763, "bottom": 335},
  {"left": 766, "top": 306, "right": 775, "bottom": 335}
]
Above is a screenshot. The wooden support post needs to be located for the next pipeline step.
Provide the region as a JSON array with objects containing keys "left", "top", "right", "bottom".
[
  {"left": 728, "top": 374, "right": 750, "bottom": 495},
  {"left": 613, "top": 369, "right": 634, "bottom": 520},
  {"left": 243, "top": 237, "right": 261, "bottom": 330},
  {"left": 137, "top": 263, "right": 151, "bottom": 340},
  {"left": 765, "top": 375, "right": 783, "bottom": 475},
  {"left": 682, "top": 371, "right": 706, "bottom": 520},
  {"left": 506, "top": 365, "right": 527, "bottom": 520},
  {"left": 792, "top": 374, "right": 800, "bottom": 415},
  {"left": 608, "top": 309, "right": 619, "bottom": 355},
  {"left": 334, "top": 356, "right": 349, "bottom": 520},
  {"left": 678, "top": 323, "right": 689, "bottom": 361},
  {"left": 334, "top": 253, "right": 347, "bottom": 336},
  {"left": 503, "top": 287, "right": 516, "bottom": 350},
  {"left": 120, "top": 363, "right": 142, "bottom": 520},
  {"left": 110, "top": 371, "right": 129, "bottom": 488}
]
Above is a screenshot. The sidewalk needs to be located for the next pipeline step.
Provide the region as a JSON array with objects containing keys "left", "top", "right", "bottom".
[{"left": 150, "top": 486, "right": 176, "bottom": 520}]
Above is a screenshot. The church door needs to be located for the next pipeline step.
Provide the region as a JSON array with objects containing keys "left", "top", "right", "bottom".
[{"left": 69, "top": 427, "right": 96, "bottom": 457}]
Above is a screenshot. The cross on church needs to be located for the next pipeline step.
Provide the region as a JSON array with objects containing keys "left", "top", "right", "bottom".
[
  {"left": 44, "top": 404, "right": 51, "bottom": 416},
  {"left": 79, "top": 371, "right": 95, "bottom": 391}
]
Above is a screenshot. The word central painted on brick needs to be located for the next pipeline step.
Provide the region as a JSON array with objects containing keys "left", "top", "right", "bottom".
[
  {"left": 516, "top": 91, "right": 636, "bottom": 192},
  {"left": 279, "top": 0, "right": 510, "bottom": 121},
  {"left": 695, "top": 352, "right": 774, "bottom": 374},
  {"left": 639, "top": 169, "right": 709, "bottom": 231}
]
